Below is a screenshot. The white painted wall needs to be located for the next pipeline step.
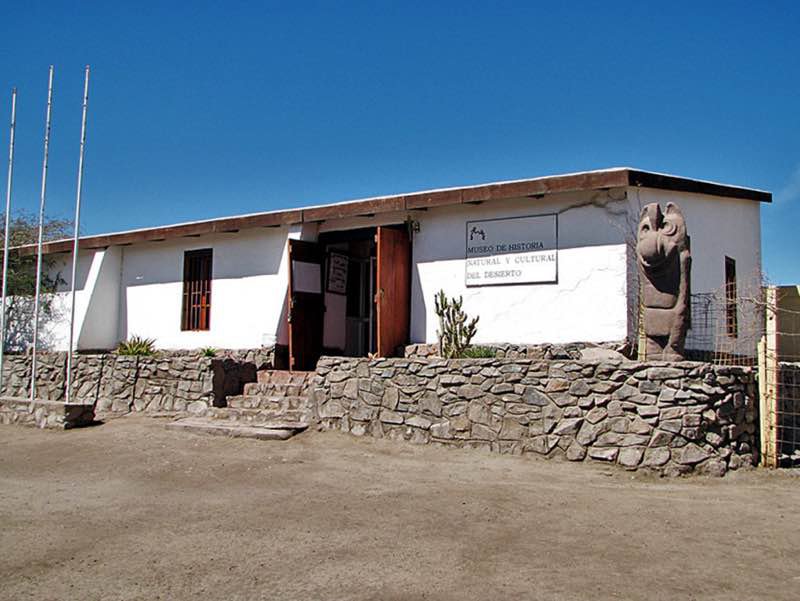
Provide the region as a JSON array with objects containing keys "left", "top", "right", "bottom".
[
  {"left": 119, "top": 228, "right": 289, "bottom": 349},
  {"left": 409, "top": 190, "right": 631, "bottom": 345},
  {"left": 78, "top": 247, "right": 122, "bottom": 349},
  {"left": 30, "top": 251, "right": 98, "bottom": 351}
]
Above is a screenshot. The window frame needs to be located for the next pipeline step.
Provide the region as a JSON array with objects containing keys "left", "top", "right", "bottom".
[
  {"left": 724, "top": 256, "right": 737, "bottom": 338},
  {"left": 181, "top": 248, "right": 213, "bottom": 331}
]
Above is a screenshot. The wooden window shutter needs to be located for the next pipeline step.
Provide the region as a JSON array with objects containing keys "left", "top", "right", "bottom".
[{"left": 181, "top": 249, "right": 213, "bottom": 331}]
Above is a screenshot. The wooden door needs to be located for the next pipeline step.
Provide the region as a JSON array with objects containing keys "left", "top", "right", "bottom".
[
  {"left": 375, "top": 226, "right": 411, "bottom": 357},
  {"left": 287, "top": 239, "right": 325, "bottom": 371}
]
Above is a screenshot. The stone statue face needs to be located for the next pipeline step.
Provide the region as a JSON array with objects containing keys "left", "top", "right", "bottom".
[{"left": 636, "top": 202, "right": 688, "bottom": 273}]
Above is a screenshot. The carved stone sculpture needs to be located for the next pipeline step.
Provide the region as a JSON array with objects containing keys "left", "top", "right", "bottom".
[{"left": 636, "top": 202, "right": 691, "bottom": 361}]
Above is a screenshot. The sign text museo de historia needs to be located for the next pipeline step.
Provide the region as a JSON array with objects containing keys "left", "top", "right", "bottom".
[{"left": 465, "top": 214, "right": 558, "bottom": 286}]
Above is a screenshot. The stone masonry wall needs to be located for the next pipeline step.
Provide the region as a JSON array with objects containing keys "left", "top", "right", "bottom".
[
  {"left": 0, "top": 398, "right": 95, "bottom": 429},
  {"left": 0, "top": 348, "right": 274, "bottom": 414},
  {"left": 311, "top": 357, "right": 758, "bottom": 476}
]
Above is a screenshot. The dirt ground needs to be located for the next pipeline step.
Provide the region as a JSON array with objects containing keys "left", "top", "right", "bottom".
[{"left": 0, "top": 417, "right": 798, "bottom": 601}]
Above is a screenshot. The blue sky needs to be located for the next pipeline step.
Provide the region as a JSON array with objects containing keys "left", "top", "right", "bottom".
[{"left": 1, "top": 1, "right": 798, "bottom": 282}]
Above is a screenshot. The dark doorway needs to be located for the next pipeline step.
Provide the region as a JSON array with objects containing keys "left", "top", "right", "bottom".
[
  {"left": 319, "top": 228, "right": 377, "bottom": 357},
  {"left": 287, "top": 225, "right": 411, "bottom": 371}
]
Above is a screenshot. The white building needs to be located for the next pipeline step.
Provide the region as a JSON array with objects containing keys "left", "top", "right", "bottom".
[{"left": 19, "top": 167, "right": 770, "bottom": 369}]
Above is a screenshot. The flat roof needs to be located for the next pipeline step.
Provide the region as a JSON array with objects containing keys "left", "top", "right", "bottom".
[{"left": 15, "top": 167, "right": 771, "bottom": 256}]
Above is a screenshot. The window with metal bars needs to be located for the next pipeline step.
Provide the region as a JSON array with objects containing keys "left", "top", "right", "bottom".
[
  {"left": 725, "top": 256, "right": 737, "bottom": 338},
  {"left": 181, "top": 249, "right": 213, "bottom": 331}
]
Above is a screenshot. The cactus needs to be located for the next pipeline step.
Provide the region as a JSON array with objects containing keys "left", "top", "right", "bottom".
[{"left": 434, "top": 290, "right": 479, "bottom": 358}]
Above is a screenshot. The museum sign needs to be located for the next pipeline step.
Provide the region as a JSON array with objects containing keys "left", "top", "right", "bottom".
[{"left": 465, "top": 214, "right": 558, "bottom": 286}]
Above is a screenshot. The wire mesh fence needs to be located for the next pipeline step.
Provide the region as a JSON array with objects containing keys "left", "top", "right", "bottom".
[
  {"left": 636, "top": 274, "right": 765, "bottom": 366},
  {"left": 637, "top": 279, "right": 800, "bottom": 467},
  {"left": 759, "top": 286, "right": 800, "bottom": 468}
]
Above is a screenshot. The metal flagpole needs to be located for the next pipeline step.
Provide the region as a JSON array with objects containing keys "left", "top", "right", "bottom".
[
  {"left": 0, "top": 88, "right": 18, "bottom": 396},
  {"left": 30, "top": 66, "right": 55, "bottom": 403},
  {"left": 65, "top": 66, "right": 90, "bottom": 404}
]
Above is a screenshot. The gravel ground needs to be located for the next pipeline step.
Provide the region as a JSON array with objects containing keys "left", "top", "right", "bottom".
[{"left": 0, "top": 416, "right": 798, "bottom": 601}]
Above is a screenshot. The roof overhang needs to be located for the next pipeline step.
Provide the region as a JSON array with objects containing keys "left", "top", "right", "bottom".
[{"left": 13, "top": 167, "right": 771, "bottom": 256}]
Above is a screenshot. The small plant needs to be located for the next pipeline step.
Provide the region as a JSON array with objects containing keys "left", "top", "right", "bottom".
[
  {"left": 434, "top": 289, "right": 479, "bottom": 359},
  {"left": 116, "top": 336, "right": 157, "bottom": 356},
  {"left": 462, "top": 346, "right": 496, "bottom": 359},
  {"left": 200, "top": 346, "right": 217, "bottom": 357}
]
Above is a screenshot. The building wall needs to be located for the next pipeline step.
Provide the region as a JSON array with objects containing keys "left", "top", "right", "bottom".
[
  {"left": 32, "top": 252, "right": 95, "bottom": 352},
  {"left": 776, "top": 286, "right": 800, "bottom": 361},
  {"left": 22, "top": 185, "right": 762, "bottom": 354},
  {"left": 118, "top": 228, "right": 290, "bottom": 350},
  {"left": 409, "top": 191, "right": 631, "bottom": 346},
  {"left": 78, "top": 247, "right": 122, "bottom": 349}
]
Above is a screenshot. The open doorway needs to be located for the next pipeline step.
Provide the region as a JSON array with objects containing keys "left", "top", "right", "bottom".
[
  {"left": 286, "top": 225, "right": 411, "bottom": 370},
  {"left": 319, "top": 228, "right": 377, "bottom": 357}
]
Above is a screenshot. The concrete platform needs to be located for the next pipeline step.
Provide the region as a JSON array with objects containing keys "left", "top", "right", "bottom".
[
  {"left": 165, "top": 417, "right": 305, "bottom": 440},
  {"left": 0, "top": 397, "right": 95, "bottom": 429}
]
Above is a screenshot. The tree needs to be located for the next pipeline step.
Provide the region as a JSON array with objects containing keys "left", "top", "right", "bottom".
[{"left": 1, "top": 212, "right": 72, "bottom": 350}]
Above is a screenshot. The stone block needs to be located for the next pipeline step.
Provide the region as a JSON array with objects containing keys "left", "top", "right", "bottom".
[
  {"left": 617, "top": 447, "right": 644, "bottom": 469},
  {"left": 526, "top": 435, "right": 558, "bottom": 455},
  {"left": 380, "top": 409, "right": 404, "bottom": 425},
  {"left": 642, "top": 447, "right": 671, "bottom": 467},
  {"left": 471, "top": 423, "right": 495, "bottom": 441},
  {"left": 457, "top": 384, "right": 484, "bottom": 399},
  {"left": 672, "top": 443, "right": 710, "bottom": 465},
  {"left": 382, "top": 388, "right": 399, "bottom": 410},
  {"left": 467, "top": 400, "right": 491, "bottom": 425},
  {"left": 418, "top": 391, "right": 442, "bottom": 416},
  {"left": 522, "top": 386, "right": 550, "bottom": 406},
  {"left": 545, "top": 379, "right": 570, "bottom": 393},
  {"left": 661, "top": 419, "right": 682, "bottom": 434},
  {"left": 568, "top": 380, "right": 591, "bottom": 396},
  {"left": 498, "top": 417, "right": 527, "bottom": 440},
  {"left": 636, "top": 405, "right": 659, "bottom": 418},
  {"left": 608, "top": 416, "right": 629, "bottom": 434},
  {"left": 646, "top": 367, "right": 684, "bottom": 380},
  {"left": 576, "top": 420, "right": 606, "bottom": 446},
  {"left": 350, "top": 405, "right": 378, "bottom": 422},
  {"left": 406, "top": 415, "right": 432, "bottom": 430},
  {"left": 319, "top": 400, "right": 346, "bottom": 419},
  {"left": 450, "top": 414, "right": 470, "bottom": 431},
  {"left": 430, "top": 421, "right": 452, "bottom": 439},
  {"left": 565, "top": 441, "right": 587, "bottom": 461},
  {"left": 696, "top": 458, "right": 727, "bottom": 477},
  {"left": 588, "top": 447, "right": 618, "bottom": 462},
  {"left": 552, "top": 417, "right": 583, "bottom": 436},
  {"left": 585, "top": 407, "right": 607, "bottom": 424}
]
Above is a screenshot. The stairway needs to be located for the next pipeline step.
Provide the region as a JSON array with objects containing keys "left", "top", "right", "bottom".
[{"left": 167, "top": 370, "right": 316, "bottom": 440}]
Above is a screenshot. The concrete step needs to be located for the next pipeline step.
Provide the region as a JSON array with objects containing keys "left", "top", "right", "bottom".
[
  {"left": 256, "top": 369, "right": 314, "bottom": 386},
  {"left": 166, "top": 417, "right": 303, "bottom": 441},
  {"left": 204, "top": 406, "right": 310, "bottom": 428},
  {"left": 227, "top": 394, "right": 309, "bottom": 411},
  {"left": 242, "top": 382, "right": 306, "bottom": 397}
]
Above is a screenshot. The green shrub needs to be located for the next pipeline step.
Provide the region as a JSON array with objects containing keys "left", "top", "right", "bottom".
[
  {"left": 200, "top": 346, "right": 217, "bottom": 357},
  {"left": 461, "top": 346, "right": 496, "bottom": 359},
  {"left": 116, "top": 336, "right": 157, "bottom": 356}
]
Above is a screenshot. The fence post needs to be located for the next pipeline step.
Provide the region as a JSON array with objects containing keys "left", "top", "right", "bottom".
[{"left": 758, "top": 286, "right": 779, "bottom": 468}]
